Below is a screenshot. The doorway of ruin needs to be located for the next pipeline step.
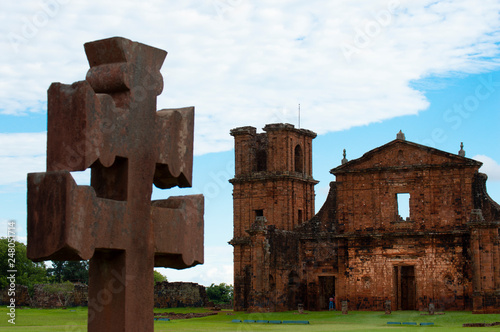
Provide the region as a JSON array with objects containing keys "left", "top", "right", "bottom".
[
  {"left": 318, "top": 276, "right": 336, "bottom": 310},
  {"left": 394, "top": 265, "right": 416, "bottom": 310},
  {"left": 288, "top": 271, "right": 301, "bottom": 310}
]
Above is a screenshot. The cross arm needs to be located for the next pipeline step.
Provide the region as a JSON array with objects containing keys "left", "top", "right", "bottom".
[
  {"left": 27, "top": 171, "right": 128, "bottom": 262},
  {"left": 46, "top": 81, "right": 117, "bottom": 171},
  {"left": 154, "top": 107, "right": 195, "bottom": 189},
  {"left": 152, "top": 194, "right": 204, "bottom": 269}
]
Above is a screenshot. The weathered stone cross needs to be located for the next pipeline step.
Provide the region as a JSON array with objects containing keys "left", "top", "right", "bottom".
[{"left": 27, "top": 37, "right": 204, "bottom": 331}]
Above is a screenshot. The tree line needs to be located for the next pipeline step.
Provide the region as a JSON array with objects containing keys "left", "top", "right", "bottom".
[
  {"left": 1, "top": 238, "right": 233, "bottom": 305},
  {"left": 0, "top": 238, "right": 167, "bottom": 293}
]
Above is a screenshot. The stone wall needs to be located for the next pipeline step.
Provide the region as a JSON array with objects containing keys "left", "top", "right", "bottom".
[
  {"left": 1, "top": 281, "right": 212, "bottom": 309},
  {"left": 339, "top": 235, "right": 471, "bottom": 311},
  {"left": 31, "top": 283, "right": 88, "bottom": 308},
  {"left": 0, "top": 284, "right": 30, "bottom": 306},
  {"left": 0, "top": 283, "right": 85, "bottom": 308},
  {"left": 154, "top": 281, "right": 209, "bottom": 308},
  {"left": 73, "top": 283, "right": 88, "bottom": 306}
]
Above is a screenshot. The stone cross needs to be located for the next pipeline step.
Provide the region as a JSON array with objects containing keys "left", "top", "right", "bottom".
[{"left": 27, "top": 37, "right": 204, "bottom": 331}]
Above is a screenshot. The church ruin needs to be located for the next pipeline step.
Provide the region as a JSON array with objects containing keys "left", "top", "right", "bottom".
[{"left": 229, "top": 123, "right": 500, "bottom": 313}]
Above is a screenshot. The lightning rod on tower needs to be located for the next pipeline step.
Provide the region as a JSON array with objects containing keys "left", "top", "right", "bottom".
[{"left": 298, "top": 103, "right": 301, "bottom": 128}]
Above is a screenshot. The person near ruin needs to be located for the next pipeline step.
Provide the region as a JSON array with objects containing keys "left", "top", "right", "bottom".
[{"left": 329, "top": 296, "right": 334, "bottom": 311}]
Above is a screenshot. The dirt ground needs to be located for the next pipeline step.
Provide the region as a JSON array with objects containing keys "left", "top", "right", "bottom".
[{"left": 154, "top": 312, "right": 219, "bottom": 320}]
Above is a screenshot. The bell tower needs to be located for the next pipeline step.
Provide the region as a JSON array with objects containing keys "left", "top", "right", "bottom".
[{"left": 229, "top": 123, "right": 317, "bottom": 311}]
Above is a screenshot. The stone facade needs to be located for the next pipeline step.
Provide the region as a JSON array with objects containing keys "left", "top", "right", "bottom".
[
  {"left": 230, "top": 124, "right": 500, "bottom": 313},
  {"left": 229, "top": 124, "right": 317, "bottom": 312}
]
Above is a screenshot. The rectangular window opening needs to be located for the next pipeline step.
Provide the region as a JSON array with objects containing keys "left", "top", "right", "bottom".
[
  {"left": 397, "top": 193, "right": 410, "bottom": 221},
  {"left": 298, "top": 209, "right": 303, "bottom": 223},
  {"left": 255, "top": 209, "right": 264, "bottom": 217}
]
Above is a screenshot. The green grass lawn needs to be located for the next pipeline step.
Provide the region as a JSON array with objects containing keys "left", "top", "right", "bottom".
[{"left": 0, "top": 307, "right": 499, "bottom": 331}]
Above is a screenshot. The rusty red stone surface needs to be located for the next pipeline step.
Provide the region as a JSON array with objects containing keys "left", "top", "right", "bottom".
[
  {"left": 230, "top": 125, "right": 500, "bottom": 313},
  {"left": 27, "top": 37, "right": 204, "bottom": 331}
]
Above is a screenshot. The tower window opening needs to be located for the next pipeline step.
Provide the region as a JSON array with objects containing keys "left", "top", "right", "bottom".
[
  {"left": 294, "top": 145, "right": 303, "bottom": 173},
  {"left": 255, "top": 209, "right": 264, "bottom": 217},
  {"left": 256, "top": 150, "right": 267, "bottom": 172},
  {"left": 396, "top": 193, "right": 410, "bottom": 221}
]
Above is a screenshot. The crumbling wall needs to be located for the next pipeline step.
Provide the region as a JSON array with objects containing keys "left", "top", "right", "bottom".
[
  {"left": 0, "top": 284, "right": 30, "bottom": 306},
  {"left": 0, "top": 283, "right": 86, "bottom": 308},
  {"left": 73, "top": 283, "right": 88, "bottom": 306},
  {"left": 1, "top": 281, "right": 211, "bottom": 309},
  {"left": 31, "top": 283, "right": 86, "bottom": 308},
  {"left": 343, "top": 235, "right": 471, "bottom": 311},
  {"left": 154, "top": 281, "right": 209, "bottom": 308},
  {"left": 268, "top": 228, "right": 302, "bottom": 311}
]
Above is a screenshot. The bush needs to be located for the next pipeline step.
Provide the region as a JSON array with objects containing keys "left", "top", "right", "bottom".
[
  {"left": 42, "top": 281, "right": 75, "bottom": 306},
  {"left": 154, "top": 270, "right": 168, "bottom": 283},
  {"left": 0, "top": 236, "right": 49, "bottom": 293},
  {"left": 48, "top": 260, "right": 89, "bottom": 284},
  {"left": 206, "top": 283, "right": 233, "bottom": 305}
]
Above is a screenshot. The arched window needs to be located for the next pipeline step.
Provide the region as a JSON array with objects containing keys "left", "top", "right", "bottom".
[{"left": 294, "top": 145, "right": 303, "bottom": 173}]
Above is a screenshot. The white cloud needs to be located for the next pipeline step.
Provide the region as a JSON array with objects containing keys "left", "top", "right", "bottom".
[
  {"left": 0, "top": 132, "right": 46, "bottom": 157},
  {"left": 157, "top": 245, "right": 233, "bottom": 286},
  {"left": 473, "top": 154, "right": 500, "bottom": 182},
  {"left": 1, "top": 0, "right": 499, "bottom": 155},
  {"left": 0, "top": 132, "right": 100, "bottom": 187},
  {"left": 0, "top": 133, "right": 46, "bottom": 186}
]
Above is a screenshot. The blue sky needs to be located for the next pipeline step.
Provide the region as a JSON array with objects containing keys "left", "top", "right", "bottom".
[{"left": 1, "top": 0, "right": 499, "bottom": 286}]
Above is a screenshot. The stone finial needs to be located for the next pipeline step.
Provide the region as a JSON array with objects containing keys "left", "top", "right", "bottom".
[
  {"left": 341, "top": 149, "right": 348, "bottom": 165},
  {"left": 396, "top": 130, "right": 406, "bottom": 140},
  {"left": 470, "top": 209, "right": 485, "bottom": 223},
  {"left": 458, "top": 142, "right": 466, "bottom": 157}
]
